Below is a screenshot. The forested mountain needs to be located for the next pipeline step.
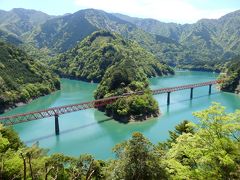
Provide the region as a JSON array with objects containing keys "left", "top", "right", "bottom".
[
  {"left": 219, "top": 56, "right": 240, "bottom": 94},
  {"left": 94, "top": 56, "right": 160, "bottom": 122},
  {"left": 34, "top": 10, "right": 98, "bottom": 52},
  {"left": 114, "top": 10, "right": 240, "bottom": 69},
  {"left": 113, "top": 13, "right": 184, "bottom": 41},
  {"left": 0, "top": 8, "right": 55, "bottom": 62},
  {"left": 0, "top": 29, "right": 22, "bottom": 45},
  {"left": 0, "top": 41, "right": 60, "bottom": 113},
  {"left": 53, "top": 30, "right": 174, "bottom": 83},
  {"left": 33, "top": 8, "right": 184, "bottom": 64},
  {"left": 52, "top": 30, "right": 174, "bottom": 121},
  {"left": 1, "top": 8, "right": 240, "bottom": 71},
  {"left": 0, "top": 8, "right": 51, "bottom": 38},
  {"left": 32, "top": 8, "right": 240, "bottom": 71}
]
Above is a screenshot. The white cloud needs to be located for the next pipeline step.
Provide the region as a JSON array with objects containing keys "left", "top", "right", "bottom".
[{"left": 74, "top": 0, "right": 234, "bottom": 24}]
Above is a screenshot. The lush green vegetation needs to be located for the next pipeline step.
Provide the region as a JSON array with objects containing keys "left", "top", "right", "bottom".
[
  {"left": 1, "top": 8, "right": 240, "bottom": 72},
  {"left": 53, "top": 30, "right": 174, "bottom": 83},
  {"left": 0, "top": 29, "right": 22, "bottom": 45},
  {"left": 32, "top": 8, "right": 183, "bottom": 61},
  {"left": 115, "top": 11, "right": 240, "bottom": 71},
  {"left": 0, "top": 41, "right": 60, "bottom": 113},
  {"left": 53, "top": 30, "right": 173, "bottom": 121},
  {"left": 33, "top": 10, "right": 98, "bottom": 53},
  {"left": 0, "top": 8, "right": 51, "bottom": 38},
  {"left": 219, "top": 56, "right": 240, "bottom": 94},
  {"left": 29, "top": 8, "right": 240, "bottom": 71},
  {"left": 1, "top": 103, "right": 239, "bottom": 179},
  {"left": 94, "top": 59, "right": 160, "bottom": 122}
]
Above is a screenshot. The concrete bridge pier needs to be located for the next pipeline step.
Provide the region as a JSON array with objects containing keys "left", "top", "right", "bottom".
[
  {"left": 167, "top": 92, "right": 171, "bottom": 106},
  {"left": 190, "top": 88, "right": 193, "bottom": 100},
  {"left": 209, "top": 84, "right": 212, "bottom": 95},
  {"left": 54, "top": 114, "right": 60, "bottom": 135}
]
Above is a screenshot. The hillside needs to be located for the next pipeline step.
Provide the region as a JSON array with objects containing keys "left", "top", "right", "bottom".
[
  {"left": 34, "top": 10, "right": 98, "bottom": 52},
  {"left": 114, "top": 10, "right": 240, "bottom": 69},
  {"left": 113, "top": 13, "right": 184, "bottom": 41},
  {"left": 94, "top": 58, "right": 160, "bottom": 122},
  {"left": 0, "top": 41, "right": 60, "bottom": 113},
  {"left": 0, "top": 8, "right": 51, "bottom": 38},
  {"left": 34, "top": 8, "right": 240, "bottom": 70},
  {"left": 53, "top": 31, "right": 174, "bottom": 83},
  {"left": 33, "top": 9, "right": 185, "bottom": 64},
  {"left": 0, "top": 9, "right": 56, "bottom": 63},
  {"left": 219, "top": 56, "right": 240, "bottom": 94},
  {"left": 0, "top": 29, "right": 22, "bottom": 45},
  {"left": 1, "top": 8, "right": 240, "bottom": 71}
]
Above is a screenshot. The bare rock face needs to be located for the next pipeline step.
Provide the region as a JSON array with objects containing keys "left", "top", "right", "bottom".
[{"left": 235, "top": 81, "right": 240, "bottom": 94}]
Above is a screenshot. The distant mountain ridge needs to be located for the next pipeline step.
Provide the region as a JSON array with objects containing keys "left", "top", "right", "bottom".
[
  {"left": 113, "top": 13, "right": 184, "bottom": 41},
  {"left": 0, "top": 8, "right": 52, "bottom": 37},
  {"left": 114, "top": 10, "right": 240, "bottom": 63},
  {"left": 33, "top": 8, "right": 183, "bottom": 64},
  {"left": 0, "top": 8, "right": 240, "bottom": 71}
]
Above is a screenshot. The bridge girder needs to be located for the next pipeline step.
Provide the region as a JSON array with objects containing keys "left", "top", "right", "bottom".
[{"left": 0, "top": 80, "right": 222, "bottom": 126}]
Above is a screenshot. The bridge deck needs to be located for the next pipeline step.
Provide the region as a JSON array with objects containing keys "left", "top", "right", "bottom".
[{"left": 0, "top": 80, "right": 221, "bottom": 126}]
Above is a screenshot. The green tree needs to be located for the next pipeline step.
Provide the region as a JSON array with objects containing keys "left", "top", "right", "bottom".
[
  {"left": 0, "top": 125, "right": 23, "bottom": 179},
  {"left": 0, "top": 126, "right": 23, "bottom": 151},
  {"left": 159, "top": 120, "right": 195, "bottom": 150},
  {"left": 67, "top": 154, "right": 103, "bottom": 180},
  {"left": 44, "top": 153, "right": 69, "bottom": 179},
  {"left": 165, "top": 103, "right": 240, "bottom": 179},
  {"left": 106, "top": 132, "right": 167, "bottom": 180}
]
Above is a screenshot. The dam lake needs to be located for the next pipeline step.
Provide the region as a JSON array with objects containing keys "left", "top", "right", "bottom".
[{"left": 2, "top": 71, "right": 240, "bottom": 159}]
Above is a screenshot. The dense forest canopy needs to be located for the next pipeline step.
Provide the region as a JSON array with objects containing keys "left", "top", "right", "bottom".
[
  {"left": 0, "top": 41, "right": 60, "bottom": 113},
  {"left": 54, "top": 30, "right": 174, "bottom": 122},
  {"left": 94, "top": 59, "right": 160, "bottom": 122},
  {"left": 219, "top": 56, "right": 240, "bottom": 94},
  {"left": 115, "top": 10, "right": 240, "bottom": 69},
  {"left": 53, "top": 30, "right": 174, "bottom": 83}
]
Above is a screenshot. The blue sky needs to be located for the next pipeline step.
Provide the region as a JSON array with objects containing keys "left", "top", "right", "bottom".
[{"left": 1, "top": 0, "right": 240, "bottom": 23}]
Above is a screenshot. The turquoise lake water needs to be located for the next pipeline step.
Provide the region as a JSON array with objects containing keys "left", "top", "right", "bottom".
[{"left": 2, "top": 71, "right": 240, "bottom": 160}]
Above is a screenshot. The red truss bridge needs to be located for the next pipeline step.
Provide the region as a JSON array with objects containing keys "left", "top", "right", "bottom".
[{"left": 0, "top": 80, "right": 222, "bottom": 135}]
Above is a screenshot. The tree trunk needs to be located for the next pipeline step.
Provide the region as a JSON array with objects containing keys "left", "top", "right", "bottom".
[
  {"left": 45, "top": 165, "right": 53, "bottom": 180},
  {"left": 86, "top": 160, "right": 94, "bottom": 180},
  {"left": 20, "top": 153, "right": 27, "bottom": 180},
  {"left": 0, "top": 156, "right": 3, "bottom": 180},
  {"left": 28, "top": 156, "right": 34, "bottom": 180}
]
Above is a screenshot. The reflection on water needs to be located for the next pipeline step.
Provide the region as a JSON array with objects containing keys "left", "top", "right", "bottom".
[{"left": 2, "top": 71, "right": 240, "bottom": 159}]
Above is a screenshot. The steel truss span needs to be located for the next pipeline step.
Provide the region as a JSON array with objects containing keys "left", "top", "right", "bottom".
[{"left": 0, "top": 80, "right": 222, "bottom": 126}]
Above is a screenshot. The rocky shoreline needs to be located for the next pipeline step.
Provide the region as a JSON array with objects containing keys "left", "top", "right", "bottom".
[
  {"left": 104, "top": 107, "right": 160, "bottom": 123},
  {"left": 0, "top": 101, "right": 30, "bottom": 114}
]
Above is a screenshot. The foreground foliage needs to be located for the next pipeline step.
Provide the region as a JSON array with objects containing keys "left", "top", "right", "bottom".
[
  {"left": 0, "top": 103, "right": 239, "bottom": 179},
  {"left": 163, "top": 103, "right": 240, "bottom": 179}
]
